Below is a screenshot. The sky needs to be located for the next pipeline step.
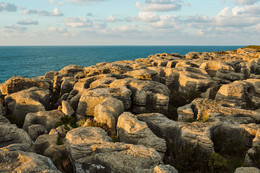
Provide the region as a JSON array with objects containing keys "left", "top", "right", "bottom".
[{"left": 0, "top": 0, "right": 260, "bottom": 45}]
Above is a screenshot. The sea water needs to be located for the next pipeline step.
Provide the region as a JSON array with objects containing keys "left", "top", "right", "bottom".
[{"left": 0, "top": 45, "right": 243, "bottom": 83}]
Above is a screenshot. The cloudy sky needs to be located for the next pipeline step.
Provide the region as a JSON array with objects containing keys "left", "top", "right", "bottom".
[{"left": 0, "top": 0, "right": 260, "bottom": 45}]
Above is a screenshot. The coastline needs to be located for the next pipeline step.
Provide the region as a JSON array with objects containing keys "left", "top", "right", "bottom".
[{"left": 0, "top": 46, "right": 259, "bottom": 173}]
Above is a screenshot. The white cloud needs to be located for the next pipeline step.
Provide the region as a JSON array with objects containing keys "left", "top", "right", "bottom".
[
  {"left": 138, "top": 12, "right": 160, "bottom": 22},
  {"left": 106, "top": 15, "right": 118, "bottom": 22},
  {"left": 153, "top": 14, "right": 178, "bottom": 28},
  {"left": 17, "top": 19, "right": 39, "bottom": 25},
  {"left": 215, "top": 4, "right": 260, "bottom": 27},
  {"left": 21, "top": 8, "right": 63, "bottom": 16},
  {"left": 3, "top": 25, "right": 27, "bottom": 33},
  {"left": 48, "top": 27, "right": 69, "bottom": 36},
  {"left": 65, "top": 17, "right": 93, "bottom": 27},
  {"left": 0, "top": 3, "right": 17, "bottom": 12},
  {"left": 67, "top": 0, "right": 105, "bottom": 5},
  {"left": 136, "top": 0, "right": 182, "bottom": 12}
]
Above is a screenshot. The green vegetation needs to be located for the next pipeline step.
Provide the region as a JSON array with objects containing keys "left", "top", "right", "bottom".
[
  {"left": 56, "top": 116, "right": 77, "bottom": 128},
  {"left": 85, "top": 118, "right": 111, "bottom": 136},
  {"left": 56, "top": 137, "right": 64, "bottom": 145},
  {"left": 165, "top": 140, "right": 246, "bottom": 173},
  {"left": 208, "top": 153, "right": 228, "bottom": 173},
  {"left": 213, "top": 51, "right": 229, "bottom": 55},
  {"left": 244, "top": 45, "right": 260, "bottom": 50},
  {"left": 212, "top": 129, "right": 248, "bottom": 157}
]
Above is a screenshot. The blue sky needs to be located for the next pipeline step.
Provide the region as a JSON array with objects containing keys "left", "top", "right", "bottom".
[{"left": 0, "top": 0, "right": 260, "bottom": 45}]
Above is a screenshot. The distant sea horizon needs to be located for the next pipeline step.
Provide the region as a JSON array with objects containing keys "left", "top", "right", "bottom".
[{"left": 0, "top": 45, "right": 244, "bottom": 83}]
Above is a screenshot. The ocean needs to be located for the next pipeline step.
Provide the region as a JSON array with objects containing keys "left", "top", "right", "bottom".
[{"left": 0, "top": 45, "right": 243, "bottom": 84}]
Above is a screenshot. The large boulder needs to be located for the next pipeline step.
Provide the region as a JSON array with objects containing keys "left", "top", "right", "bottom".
[
  {"left": 5, "top": 87, "right": 51, "bottom": 126},
  {"left": 215, "top": 80, "right": 260, "bottom": 109},
  {"left": 0, "top": 150, "right": 61, "bottom": 173},
  {"left": 76, "top": 86, "right": 131, "bottom": 117},
  {"left": 117, "top": 112, "right": 167, "bottom": 155},
  {"left": 0, "top": 76, "right": 50, "bottom": 95},
  {"left": 23, "top": 110, "right": 65, "bottom": 132},
  {"left": 0, "top": 122, "right": 33, "bottom": 150},
  {"left": 65, "top": 127, "right": 170, "bottom": 173},
  {"left": 110, "top": 78, "right": 170, "bottom": 114},
  {"left": 94, "top": 97, "right": 124, "bottom": 135}
]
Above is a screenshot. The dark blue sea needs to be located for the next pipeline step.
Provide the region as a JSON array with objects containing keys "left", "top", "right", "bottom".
[{"left": 0, "top": 46, "right": 243, "bottom": 84}]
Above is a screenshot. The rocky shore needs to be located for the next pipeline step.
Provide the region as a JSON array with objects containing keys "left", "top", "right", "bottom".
[{"left": 0, "top": 46, "right": 259, "bottom": 173}]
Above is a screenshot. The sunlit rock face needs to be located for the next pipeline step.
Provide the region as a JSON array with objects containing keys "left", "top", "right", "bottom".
[{"left": 0, "top": 47, "right": 259, "bottom": 172}]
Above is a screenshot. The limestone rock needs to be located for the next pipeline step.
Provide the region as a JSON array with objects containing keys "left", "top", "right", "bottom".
[
  {"left": 0, "top": 123, "right": 32, "bottom": 150},
  {"left": 23, "top": 110, "right": 65, "bottom": 132},
  {"left": 110, "top": 78, "right": 170, "bottom": 114},
  {"left": 154, "top": 165, "right": 178, "bottom": 173},
  {"left": 94, "top": 97, "right": 124, "bottom": 135},
  {"left": 77, "top": 86, "right": 131, "bottom": 116},
  {"left": 65, "top": 127, "right": 164, "bottom": 173},
  {"left": 117, "top": 112, "right": 167, "bottom": 155},
  {"left": 234, "top": 167, "right": 260, "bottom": 173},
  {"left": 0, "top": 76, "right": 50, "bottom": 95},
  {"left": 0, "top": 150, "right": 61, "bottom": 173},
  {"left": 5, "top": 87, "right": 51, "bottom": 126},
  {"left": 28, "top": 124, "right": 47, "bottom": 141},
  {"left": 62, "top": 100, "right": 75, "bottom": 116}
]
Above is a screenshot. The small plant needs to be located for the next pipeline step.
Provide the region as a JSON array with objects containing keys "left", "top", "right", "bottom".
[
  {"left": 56, "top": 116, "right": 78, "bottom": 128},
  {"left": 86, "top": 118, "right": 111, "bottom": 136},
  {"left": 213, "top": 51, "right": 229, "bottom": 55},
  {"left": 77, "top": 118, "right": 86, "bottom": 127},
  {"left": 208, "top": 152, "right": 228, "bottom": 172},
  {"left": 111, "top": 136, "right": 119, "bottom": 142},
  {"left": 57, "top": 137, "right": 64, "bottom": 145},
  {"left": 245, "top": 45, "right": 260, "bottom": 50}
]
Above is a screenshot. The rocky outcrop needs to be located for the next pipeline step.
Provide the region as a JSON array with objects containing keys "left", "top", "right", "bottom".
[
  {"left": 0, "top": 76, "right": 50, "bottom": 95},
  {"left": 0, "top": 113, "right": 33, "bottom": 152},
  {"left": 23, "top": 110, "right": 65, "bottom": 132},
  {"left": 0, "top": 46, "right": 259, "bottom": 173},
  {"left": 5, "top": 87, "right": 51, "bottom": 126},
  {"left": 65, "top": 127, "right": 175, "bottom": 173},
  {"left": 94, "top": 97, "right": 124, "bottom": 135},
  {"left": 110, "top": 78, "right": 170, "bottom": 114},
  {"left": 0, "top": 150, "right": 61, "bottom": 172},
  {"left": 117, "top": 112, "right": 167, "bottom": 155},
  {"left": 76, "top": 86, "right": 131, "bottom": 117}
]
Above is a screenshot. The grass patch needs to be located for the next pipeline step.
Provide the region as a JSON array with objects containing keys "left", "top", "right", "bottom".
[
  {"left": 213, "top": 51, "right": 229, "bottom": 55},
  {"left": 244, "top": 45, "right": 260, "bottom": 50},
  {"left": 85, "top": 118, "right": 111, "bottom": 136},
  {"left": 56, "top": 116, "right": 78, "bottom": 129}
]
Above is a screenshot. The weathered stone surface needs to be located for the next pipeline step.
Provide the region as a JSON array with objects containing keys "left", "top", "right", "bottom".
[
  {"left": 154, "top": 165, "right": 179, "bottom": 173},
  {"left": 178, "top": 98, "right": 260, "bottom": 123},
  {"left": 110, "top": 78, "right": 170, "bottom": 114},
  {"left": 23, "top": 110, "right": 65, "bottom": 132},
  {"left": 77, "top": 86, "right": 131, "bottom": 116},
  {"left": 215, "top": 80, "right": 259, "bottom": 108},
  {"left": 117, "top": 112, "right": 167, "bottom": 155},
  {"left": 234, "top": 167, "right": 260, "bottom": 173},
  {"left": 94, "top": 97, "right": 124, "bottom": 135},
  {"left": 0, "top": 123, "right": 32, "bottom": 150},
  {"left": 0, "top": 76, "right": 50, "bottom": 95},
  {"left": 0, "top": 150, "right": 61, "bottom": 173},
  {"left": 66, "top": 127, "right": 164, "bottom": 173},
  {"left": 28, "top": 124, "right": 47, "bottom": 141},
  {"left": 5, "top": 87, "right": 51, "bottom": 126},
  {"left": 62, "top": 100, "right": 75, "bottom": 116}
]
